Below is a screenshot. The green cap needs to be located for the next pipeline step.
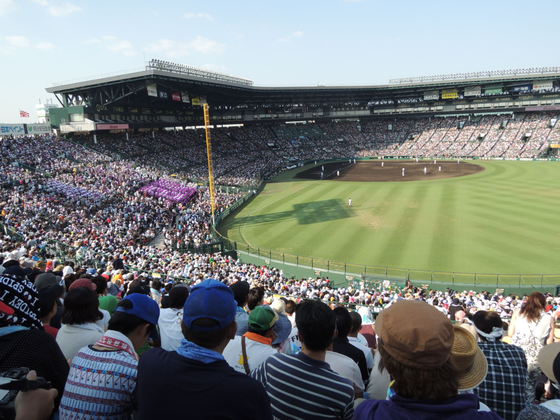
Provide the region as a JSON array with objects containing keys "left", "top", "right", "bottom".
[{"left": 249, "top": 306, "right": 279, "bottom": 333}]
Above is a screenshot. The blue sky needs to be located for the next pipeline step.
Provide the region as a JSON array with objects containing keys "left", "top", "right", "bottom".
[{"left": 1, "top": 0, "right": 559, "bottom": 122}]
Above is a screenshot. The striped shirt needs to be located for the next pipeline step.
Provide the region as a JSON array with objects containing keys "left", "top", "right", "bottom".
[
  {"left": 251, "top": 352, "right": 354, "bottom": 420},
  {"left": 59, "top": 343, "right": 138, "bottom": 419}
]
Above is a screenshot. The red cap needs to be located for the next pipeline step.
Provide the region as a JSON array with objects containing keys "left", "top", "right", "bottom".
[{"left": 69, "top": 278, "right": 97, "bottom": 292}]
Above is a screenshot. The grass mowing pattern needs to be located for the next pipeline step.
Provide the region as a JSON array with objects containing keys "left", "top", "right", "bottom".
[{"left": 221, "top": 161, "right": 560, "bottom": 275}]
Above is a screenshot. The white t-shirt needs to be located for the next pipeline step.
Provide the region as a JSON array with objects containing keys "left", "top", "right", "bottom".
[
  {"left": 158, "top": 307, "right": 184, "bottom": 351},
  {"left": 366, "top": 350, "right": 391, "bottom": 400},
  {"left": 325, "top": 350, "right": 364, "bottom": 391},
  {"left": 97, "top": 309, "right": 110, "bottom": 332},
  {"left": 56, "top": 323, "right": 104, "bottom": 361},
  {"left": 348, "top": 336, "right": 374, "bottom": 370},
  {"left": 356, "top": 333, "right": 369, "bottom": 347},
  {"left": 223, "top": 335, "right": 277, "bottom": 374}
]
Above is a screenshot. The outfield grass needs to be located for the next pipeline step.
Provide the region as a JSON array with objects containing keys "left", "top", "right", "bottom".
[{"left": 221, "top": 160, "right": 560, "bottom": 275}]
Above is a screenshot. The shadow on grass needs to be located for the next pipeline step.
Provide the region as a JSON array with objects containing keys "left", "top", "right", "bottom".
[{"left": 227, "top": 199, "right": 354, "bottom": 228}]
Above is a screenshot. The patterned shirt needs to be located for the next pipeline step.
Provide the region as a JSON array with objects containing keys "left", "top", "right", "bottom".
[
  {"left": 474, "top": 341, "right": 527, "bottom": 420},
  {"left": 59, "top": 335, "right": 138, "bottom": 419},
  {"left": 251, "top": 352, "right": 354, "bottom": 420}
]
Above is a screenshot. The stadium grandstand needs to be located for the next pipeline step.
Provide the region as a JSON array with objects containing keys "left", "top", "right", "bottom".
[{"left": 4, "top": 60, "right": 560, "bottom": 419}]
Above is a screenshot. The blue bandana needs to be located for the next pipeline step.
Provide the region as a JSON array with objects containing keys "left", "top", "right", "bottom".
[
  {"left": 0, "top": 325, "right": 30, "bottom": 337},
  {"left": 176, "top": 338, "right": 225, "bottom": 364}
]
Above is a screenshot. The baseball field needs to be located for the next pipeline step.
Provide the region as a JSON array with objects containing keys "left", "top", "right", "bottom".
[{"left": 220, "top": 160, "right": 560, "bottom": 276}]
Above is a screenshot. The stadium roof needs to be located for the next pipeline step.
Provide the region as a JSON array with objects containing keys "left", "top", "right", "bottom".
[
  {"left": 44, "top": 60, "right": 560, "bottom": 130},
  {"left": 390, "top": 67, "right": 560, "bottom": 86},
  {"left": 47, "top": 60, "right": 560, "bottom": 97}
]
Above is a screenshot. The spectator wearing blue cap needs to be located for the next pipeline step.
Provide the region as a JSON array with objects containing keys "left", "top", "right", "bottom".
[
  {"left": 59, "top": 293, "right": 159, "bottom": 419},
  {"left": 135, "top": 279, "right": 272, "bottom": 420}
]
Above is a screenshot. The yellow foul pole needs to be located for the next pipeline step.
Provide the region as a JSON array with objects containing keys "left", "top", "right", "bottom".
[{"left": 203, "top": 103, "right": 217, "bottom": 223}]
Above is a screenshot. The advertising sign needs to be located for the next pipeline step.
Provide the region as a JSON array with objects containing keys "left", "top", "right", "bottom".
[
  {"left": 424, "top": 91, "right": 439, "bottom": 101},
  {"left": 0, "top": 124, "right": 25, "bottom": 136},
  {"left": 442, "top": 89, "right": 459, "bottom": 99},
  {"left": 191, "top": 97, "right": 207, "bottom": 106},
  {"left": 181, "top": 91, "right": 190, "bottom": 103},
  {"left": 484, "top": 86, "right": 503, "bottom": 95},
  {"left": 533, "top": 80, "right": 553, "bottom": 91},
  {"left": 146, "top": 83, "right": 158, "bottom": 97},
  {"left": 26, "top": 124, "right": 51, "bottom": 135},
  {"left": 464, "top": 86, "right": 482, "bottom": 97},
  {"left": 171, "top": 92, "right": 181, "bottom": 102},
  {"left": 511, "top": 84, "right": 532, "bottom": 92},
  {"left": 96, "top": 123, "right": 129, "bottom": 130}
]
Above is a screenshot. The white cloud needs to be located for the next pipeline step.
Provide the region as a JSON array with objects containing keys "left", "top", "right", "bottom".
[
  {"left": 35, "top": 41, "right": 55, "bottom": 50},
  {"left": 5, "top": 35, "right": 30, "bottom": 48},
  {"left": 107, "top": 40, "right": 136, "bottom": 56},
  {"left": 184, "top": 12, "right": 213, "bottom": 21},
  {"left": 0, "top": 0, "right": 15, "bottom": 15},
  {"left": 32, "top": 0, "right": 82, "bottom": 16},
  {"left": 0, "top": 35, "right": 56, "bottom": 54},
  {"left": 83, "top": 35, "right": 136, "bottom": 56},
  {"left": 147, "top": 36, "right": 224, "bottom": 58},
  {"left": 278, "top": 30, "right": 304, "bottom": 42}
]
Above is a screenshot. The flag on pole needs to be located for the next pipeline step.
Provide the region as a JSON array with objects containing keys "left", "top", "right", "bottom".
[{"left": 19, "top": 110, "right": 30, "bottom": 118}]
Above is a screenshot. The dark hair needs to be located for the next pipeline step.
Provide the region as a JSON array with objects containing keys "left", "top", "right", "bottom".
[
  {"left": 151, "top": 280, "right": 162, "bottom": 291},
  {"left": 230, "top": 281, "right": 250, "bottom": 308},
  {"left": 127, "top": 280, "right": 150, "bottom": 296},
  {"left": 61, "top": 287, "right": 103, "bottom": 325},
  {"left": 296, "top": 300, "right": 335, "bottom": 351},
  {"left": 520, "top": 292, "right": 546, "bottom": 322},
  {"left": 285, "top": 300, "right": 296, "bottom": 315},
  {"left": 247, "top": 287, "right": 265, "bottom": 311},
  {"left": 64, "top": 273, "right": 79, "bottom": 291},
  {"left": 168, "top": 286, "right": 189, "bottom": 309},
  {"left": 349, "top": 311, "right": 362, "bottom": 334},
  {"left": 470, "top": 310, "right": 503, "bottom": 342},
  {"left": 334, "top": 306, "right": 352, "bottom": 339},
  {"left": 181, "top": 319, "right": 233, "bottom": 349},
  {"left": 92, "top": 276, "right": 107, "bottom": 295},
  {"left": 379, "top": 341, "right": 458, "bottom": 400},
  {"left": 38, "top": 292, "right": 58, "bottom": 319},
  {"left": 108, "top": 299, "right": 154, "bottom": 336}
]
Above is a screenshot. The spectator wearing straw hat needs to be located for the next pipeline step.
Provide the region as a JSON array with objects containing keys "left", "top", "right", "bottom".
[
  {"left": 354, "top": 300, "right": 502, "bottom": 420},
  {"left": 517, "top": 342, "right": 560, "bottom": 419}
]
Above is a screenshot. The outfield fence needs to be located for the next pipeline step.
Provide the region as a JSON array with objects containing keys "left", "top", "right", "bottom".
[
  {"left": 214, "top": 234, "right": 560, "bottom": 293},
  {"left": 214, "top": 158, "right": 560, "bottom": 293}
]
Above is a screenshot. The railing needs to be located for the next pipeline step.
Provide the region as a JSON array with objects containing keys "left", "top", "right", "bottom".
[
  {"left": 212, "top": 234, "right": 560, "bottom": 290},
  {"left": 213, "top": 158, "right": 560, "bottom": 292}
]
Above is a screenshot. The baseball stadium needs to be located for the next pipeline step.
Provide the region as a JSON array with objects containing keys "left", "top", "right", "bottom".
[
  {"left": 15, "top": 61, "right": 558, "bottom": 292},
  {"left": 8, "top": 2, "right": 560, "bottom": 417}
]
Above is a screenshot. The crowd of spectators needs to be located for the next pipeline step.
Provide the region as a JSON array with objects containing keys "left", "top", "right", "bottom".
[
  {"left": 2, "top": 113, "right": 560, "bottom": 418},
  {"left": 3, "top": 251, "right": 560, "bottom": 419}
]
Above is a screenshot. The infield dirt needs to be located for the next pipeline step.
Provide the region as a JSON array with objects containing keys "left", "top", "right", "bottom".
[{"left": 296, "top": 160, "right": 484, "bottom": 182}]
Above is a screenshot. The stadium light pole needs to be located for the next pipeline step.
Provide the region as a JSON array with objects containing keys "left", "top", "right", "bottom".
[{"left": 203, "top": 103, "right": 217, "bottom": 224}]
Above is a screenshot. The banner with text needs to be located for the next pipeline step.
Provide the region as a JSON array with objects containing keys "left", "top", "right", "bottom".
[
  {"left": 442, "top": 89, "right": 459, "bottom": 99},
  {"left": 423, "top": 91, "right": 439, "bottom": 101},
  {"left": 0, "top": 124, "right": 25, "bottom": 136},
  {"left": 533, "top": 80, "right": 553, "bottom": 91}
]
